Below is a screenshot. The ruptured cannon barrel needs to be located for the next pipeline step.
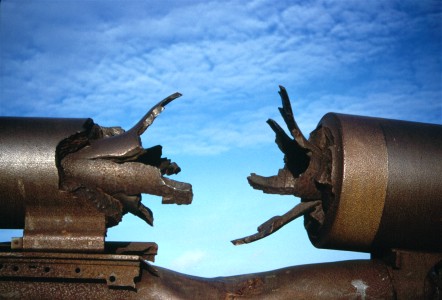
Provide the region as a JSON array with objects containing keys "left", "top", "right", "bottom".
[
  {"left": 0, "top": 88, "right": 440, "bottom": 299},
  {"left": 0, "top": 93, "right": 192, "bottom": 252},
  {"left": 233, "top": 86, "right": 442, "bottom": 254}
]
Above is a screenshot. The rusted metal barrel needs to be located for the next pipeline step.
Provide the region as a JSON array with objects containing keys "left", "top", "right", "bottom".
[
  {"left": 0, "top": 94, "right": 193, "bottom": 252},
  {"left": 306, "top": 113, "right": 442, "bottom": 253},
  {"left": 0, "top": 117, "right": 93, "bottom": 229},
  {"left": 235, "top": 86, "right": 442, "bottom": 254}
]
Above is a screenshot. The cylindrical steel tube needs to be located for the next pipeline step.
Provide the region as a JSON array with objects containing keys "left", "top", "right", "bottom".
[
  {"left": 234, "top": 86, "right": 442, "bottom": 252},
  {"left": 0, "top": 117, "right": 92, "bottom": 229},
  {"left": 306, "top": 113, "right": 442, "bottom": 252},
  {"left": 0, "top": 95, "right": 192, "bottom": 235}
]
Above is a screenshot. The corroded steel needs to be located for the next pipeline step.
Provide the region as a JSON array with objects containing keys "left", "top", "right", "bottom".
[
  {"left": 308, "top": 113, "right": 442, "bottom": 252},
  {"left": 1, "top": 250, "right": 440, "bottom": 299},
  {"left": 1, "top": 87, "right": 441, "bottom": 299},
  {"left": 0, "top": 241, "right": 157, "bottom": 288},
  {"left": 233, "top": 86, "right": 442, "bottom": 254},
  {"left": 0, "top": 93, "right": 192, "bottom": 252},
  {"left": 0, "top": 249, "right": 150, "bottom": 288}
]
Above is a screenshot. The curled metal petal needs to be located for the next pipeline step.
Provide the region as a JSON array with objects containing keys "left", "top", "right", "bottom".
[
  {"left": 233, "top": 86, "right": 326, "bottom": 245},
  {"left": 60, "top": 93, "right": 192, "bottom": 228}
]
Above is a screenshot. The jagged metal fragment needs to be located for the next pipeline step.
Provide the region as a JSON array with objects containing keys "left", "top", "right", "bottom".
[
  {"left": 247, "top": 86, "right": 325, "bottom": 200},
  {"left": 232, "top": 200, "right": 321, "bottom": 245},
  {"left": 232, "top": 86, "right": 327, "bottom": 245},
  {"left": 60, "top": 92, "right": 193, "bottom": 228}
]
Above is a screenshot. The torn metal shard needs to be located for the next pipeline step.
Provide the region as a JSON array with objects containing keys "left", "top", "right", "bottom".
[
  {"left": 277, "top": 85, "right": 317, "bottom": 151},
  {"left": 255, "top": 89, "right": 324, "bottom": 200},
  {"left": 130, "top": 92, "right": 182, "bottom": 136},
  {"left": 233, "top": 86, "right": 329, "bottom": 246},
  {"left": 66, "top": 93, "right": 182, "bottom": 161},
  {"left": 115, "top": 194, "right": 154, "bottom": 226},
  {"left": 231, "top": 201, "right": 321, "bottom": 245},
  {"left": 59, "top": 92, "right": 193, "bottom": 228},
  {"left": 247, "top": 169, "right": 298, "bottom": 195},
  {"left": 61, "top": 160, "right": 193, "bottom": 205}
]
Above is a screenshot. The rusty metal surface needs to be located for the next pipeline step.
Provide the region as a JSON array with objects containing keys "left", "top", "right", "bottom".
[
  {"left": 232, "top": 86, "right": 325, "bottom": 245},
  {"left": 19, "top": 205, "right": 106, "bottom": 252},
  {"left": 306, "top": 113, "right": 389, "bottom": 251},
  {"left": 104, "top": 241, "right": 158, "bottom": 262},
  {"left": 233, "top": 86, "right": 442, "bottom": 254},
  {"left": 0, "top": 259, "right": 397, "bottom": 299},
  {"left": 0, "top": 117, "right": 92, "bottom": 229},
  {"left": 0, "top": 253, "right": 141, "bottom": 288},
  {"left": 0, "top": 93, "right": 193, "bottom": 252},
  {"left": 309, "top": 113, "right": 442, "bottom": 252},
  {"left": 371, "top": 119, "right": 442, "bottom": 252},
  {"left": 1, "top": 87, "right": 441, "bottom": 299},
  {"left": 0, "top": 250, "right": 442, "bottom": 299},
  {"left": 0, "top": 241, "right": 157, "bottom": 289},
  {"left": 375, "top": 249, "right": 442, "bottom": 299}
]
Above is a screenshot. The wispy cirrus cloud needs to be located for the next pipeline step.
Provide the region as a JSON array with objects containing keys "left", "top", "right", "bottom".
[
  {"left": 170, "top": 249, "right": 207, "bottom": 272},
  {"left": 1, "top": 0, "right": 440, "bottom": 152}
]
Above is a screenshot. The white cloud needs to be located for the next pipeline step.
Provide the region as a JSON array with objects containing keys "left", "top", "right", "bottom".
[
  {"left": 1, "top": 0, "right": 440, "bottom": 151},
  {"left": 170, "top": 249, "right": 207, "bottom": 271}
]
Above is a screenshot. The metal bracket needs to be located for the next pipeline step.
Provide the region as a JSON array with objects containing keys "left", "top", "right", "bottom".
[{"left": 0, "top": 242, "right": 157, "bottom": 289}]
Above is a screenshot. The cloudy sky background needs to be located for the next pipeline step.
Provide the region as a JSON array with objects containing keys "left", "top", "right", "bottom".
[{"left": 1, "top": 0, "right": 441, "bottom": 277}]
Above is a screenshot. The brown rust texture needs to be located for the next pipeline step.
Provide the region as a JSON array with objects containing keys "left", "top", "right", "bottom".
[
  {"left": 309, "top": 113, "right": 442, "bottom": 253},
  {"left": 0, "top": 93, "right": 193, "bottom": 252},
  {"left": 0, "top": 87, "right": 441, "bottom": 298},
  {"left": 2, "top": 250, "right": 441, "bottom": 298},
  {"left": 234, "top": 86, "right": 442, "bottom": 254},
  {"left": 0, "top": 259, "right": 398, "bottom": 299}
]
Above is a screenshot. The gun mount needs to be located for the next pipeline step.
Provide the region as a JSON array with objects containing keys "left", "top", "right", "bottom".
[{"left": 0, "top": 88, "right": 441, "bottom": 299}]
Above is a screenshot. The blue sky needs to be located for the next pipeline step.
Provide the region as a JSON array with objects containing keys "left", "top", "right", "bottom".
[{"left": 0, "top": 0, "right": 441, "bottom": 277}]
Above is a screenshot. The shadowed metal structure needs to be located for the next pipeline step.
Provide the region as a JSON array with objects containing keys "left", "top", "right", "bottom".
[{"left": 1, "top": 89, "right": 441, "bottom": 299}]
